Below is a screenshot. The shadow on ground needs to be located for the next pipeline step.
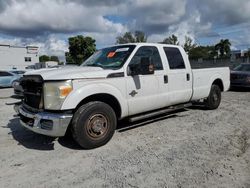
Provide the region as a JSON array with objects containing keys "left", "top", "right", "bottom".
[
  {"left": 5, "top": 109, "right": 191, "bottom": 151},
  {"left": 5, "top": 117, "right": 56, "bottom": 150}
]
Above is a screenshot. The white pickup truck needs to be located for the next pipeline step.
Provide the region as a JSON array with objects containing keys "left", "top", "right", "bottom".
[{"left": 17, "top": 43, "right": 230, "bottom": 148}]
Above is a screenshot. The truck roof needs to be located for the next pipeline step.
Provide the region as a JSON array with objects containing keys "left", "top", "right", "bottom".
[{"left": 103, "top": 43, "right": 182, "bottom": 49}]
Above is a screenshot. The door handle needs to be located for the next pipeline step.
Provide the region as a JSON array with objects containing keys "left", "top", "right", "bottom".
[
  {"left": 187, "top": 73, "right": 190, "bottom": 81},
  {"left": 164, "top": 75, "right": 168, "bottom": 84}
]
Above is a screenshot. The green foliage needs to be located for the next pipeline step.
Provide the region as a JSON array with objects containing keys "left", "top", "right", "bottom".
[
  {"left": 215, "top": 39, "right": 231, "bottom": 58},
  {"left": 183, "top": 36, "right": 196, "bottom": 53},
  {"left": 246, "top": 49, "right": 250, "bottom": 57},
  {"left": 134, "top": 31, "right": 147, "bottom": 43},
  {"left": 189, "top": 46, "right": 217, "bottom": 60},
  {"left": 162, "top": 34, "right": 179, "bottom": 45},
  {"left": 116, "top": 31, "right": 147, "bottom": 44},
  {"left": 66, "top": 35, "right": 96, "bottom": 65},
  {"left": 50, "top": 56, "right": 59, "bottom": 62},
  {"left": 39, "top": 55, "right": 50, "bottom": 62},
  {"left": 39, "top": 55, "right": 60, "bottom": 62}
]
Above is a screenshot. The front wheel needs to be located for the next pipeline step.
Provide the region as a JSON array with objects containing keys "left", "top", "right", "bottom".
[
  {"left": 71, "top": 101, "right": 117, "bottom": 149},
  {"left": 204, "top": 85, "right": 221, "bottom": 110}
]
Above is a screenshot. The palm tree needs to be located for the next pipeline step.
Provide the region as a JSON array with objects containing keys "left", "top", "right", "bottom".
[{"left": 215, "top": 39, "right": 231, "bottom": 57}]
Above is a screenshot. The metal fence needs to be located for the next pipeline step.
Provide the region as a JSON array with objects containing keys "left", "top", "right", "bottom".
[{"left": 190, "top": 59, "right": 248, "bottom": 70}]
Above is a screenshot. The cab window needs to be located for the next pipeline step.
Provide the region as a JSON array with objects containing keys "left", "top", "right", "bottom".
[
  {"left": 129, "top": 46, "right": 163, "bottom": 71},
  {"left": 164, "top": 47, "right": 185, "bottom": 69}
]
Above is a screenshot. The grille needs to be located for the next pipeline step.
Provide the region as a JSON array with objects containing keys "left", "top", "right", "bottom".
[{"left": 20, "top": 75, "right": 43, "bottom": 109}]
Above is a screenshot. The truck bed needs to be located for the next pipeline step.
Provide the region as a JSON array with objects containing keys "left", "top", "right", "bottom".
[{"left": 191, "top": 67, "right": 230, "bottom": 101}]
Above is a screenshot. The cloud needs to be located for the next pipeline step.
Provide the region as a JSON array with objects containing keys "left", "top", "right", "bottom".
[
  {"left": 118, "top": 0, "right": 187, "bottom": 34},
  {"left": 0, "top": 0, "right": 250, "bottom": 59},
  {"left": 0, "top": 0, "right": 125, "bottom": 36},
  {"left": 193, "top": 0, "right": 250, "bottom": 26}
]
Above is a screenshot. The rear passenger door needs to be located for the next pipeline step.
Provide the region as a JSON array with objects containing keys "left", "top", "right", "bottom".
[{"left": 163, "top": 47, "right": 193, "bottom": 105}]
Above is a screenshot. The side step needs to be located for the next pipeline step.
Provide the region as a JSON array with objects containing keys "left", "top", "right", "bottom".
[{"left": 128, "top": 103, "right": 192, "bottom": 122}]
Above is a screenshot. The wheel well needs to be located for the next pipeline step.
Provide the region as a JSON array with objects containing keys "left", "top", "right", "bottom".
[
  {"left": 75, "top": 93, "right": 122, "bottom": 118},
  {"left": 212, "top": 79, "right": 224, "bottom": 91}
]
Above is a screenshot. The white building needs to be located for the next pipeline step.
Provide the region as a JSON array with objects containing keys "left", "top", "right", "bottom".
[{"left": 0, "top": 44, "right": 39, "bottom": 70}]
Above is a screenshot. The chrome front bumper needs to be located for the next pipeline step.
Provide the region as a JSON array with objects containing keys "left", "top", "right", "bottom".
[{"left": 18, "top": 105, "right": 73, "bottom": 137}]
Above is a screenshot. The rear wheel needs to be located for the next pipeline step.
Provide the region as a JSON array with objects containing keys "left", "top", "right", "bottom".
[
  {"left": 204, "top": 84, "right": 221, "bottom": 110},
  {"left": 71, "top": 101, "right": 117, "bottom": 149}
]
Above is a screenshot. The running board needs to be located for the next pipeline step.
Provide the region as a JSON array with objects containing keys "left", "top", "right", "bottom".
[{"left": 128, "top": 103, "right": 192, "bottom": 122}]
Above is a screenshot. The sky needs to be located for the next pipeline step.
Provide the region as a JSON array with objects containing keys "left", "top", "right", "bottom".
[{"left": 0, "top": 0, "right": 250, "bottom": 61}]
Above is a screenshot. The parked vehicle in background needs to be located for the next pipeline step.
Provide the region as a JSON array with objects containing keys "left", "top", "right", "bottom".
[
  {"left": 12, "top": 79, "right": 24, "bottom": 97},
  {"left": 230, "top": 63, "right": 250, "bottom": 88},
  {"left": 10, "top": 70, "right": 26, "bottom": 75},
  {"left": 0, "top": 70, "right": 22, "bottom": 88},
  {"left": 16, "top": 43, "right": 230, "bottom": 149}
]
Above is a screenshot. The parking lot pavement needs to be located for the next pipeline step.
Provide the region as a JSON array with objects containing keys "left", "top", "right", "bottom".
[
  {"left": 0, "top": 88, "right": 13, "bottom": 98},
  {"left": 0, "top": 88, "right": 250, "bottom": 188}
]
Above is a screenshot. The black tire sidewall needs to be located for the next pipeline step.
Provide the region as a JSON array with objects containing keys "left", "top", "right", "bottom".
[
  {"left": 206, "top": 85, "right": 221, "bottom": 110},
  {"left": 72, "top": 102, "right": 117, "bottom": 149}
]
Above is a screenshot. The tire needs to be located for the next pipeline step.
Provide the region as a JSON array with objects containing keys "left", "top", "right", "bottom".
[
  {"left": 11, "top": 80, "right": 18, "bottom": 88},
  {"left": 71, "top": 101, "right": 117, "bottom": 149},
  {"left": 204, "top": 85, "right": 221, "bottom": 110}
]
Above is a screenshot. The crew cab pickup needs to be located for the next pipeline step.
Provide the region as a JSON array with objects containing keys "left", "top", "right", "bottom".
[{"left": 17, "top": 43, "right": 230, "bottom": 148}]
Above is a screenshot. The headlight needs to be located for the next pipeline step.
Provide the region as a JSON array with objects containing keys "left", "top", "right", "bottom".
[{"left": 44, "top": 80, "right": 73, "bottom": 110}]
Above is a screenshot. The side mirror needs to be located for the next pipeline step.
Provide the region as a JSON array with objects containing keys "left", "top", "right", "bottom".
[{"left": 128, "top": 57, "right": 154, "bottom": 76}]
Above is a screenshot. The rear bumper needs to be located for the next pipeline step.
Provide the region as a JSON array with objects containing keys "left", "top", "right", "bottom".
[{"left": 18, "top": 105, "right": 73, "bottom": 137}]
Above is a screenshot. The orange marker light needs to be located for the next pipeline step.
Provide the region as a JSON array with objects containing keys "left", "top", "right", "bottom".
[
  {"left": 59, "top": 85, "right": 73, "bottom": 97},
  {"left": 107, "top": 52, "right": 116, "bottom": 58}
]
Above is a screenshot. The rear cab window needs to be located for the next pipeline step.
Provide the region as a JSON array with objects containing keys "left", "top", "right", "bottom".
[{"left": 163, "top": 47, "right": 186, "bottom": 70}]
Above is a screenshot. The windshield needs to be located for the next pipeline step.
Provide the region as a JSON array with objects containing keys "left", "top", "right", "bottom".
[
  {"left": 233, "top": 64, "right": 250, "bottom": 72},
  {"left": 81, "top": 45, "right": 136, "bottom": 69}
]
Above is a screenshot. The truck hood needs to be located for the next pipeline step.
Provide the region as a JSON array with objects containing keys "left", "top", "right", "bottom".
[{"left": 24, "top": 66, "right": 116, "bottom": 80}]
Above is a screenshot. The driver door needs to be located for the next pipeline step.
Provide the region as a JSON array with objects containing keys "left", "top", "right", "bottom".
[{"left": 125, "top": 46, "right": 166, "bottom": 116}]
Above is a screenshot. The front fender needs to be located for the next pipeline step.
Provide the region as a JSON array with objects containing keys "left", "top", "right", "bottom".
[{"left": 61, "top": 82, "right": 128, "bottom": 118}]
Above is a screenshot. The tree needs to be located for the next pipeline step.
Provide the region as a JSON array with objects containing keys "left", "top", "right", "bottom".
[
  {"left": 183, "top": 36, "right": 196, "bottom": 53},
  {"left": 189, "top": 46, "right": 217, "bottom": 60},
  {"left": 162, "top": 34, "right": 179, "bottom": 45},
  {"left": 39, "top": 55, "right": 60, "bottom": 62},
  {"left": 39, "top": 55, "right": 50, "bottom": 62},
  {"left": 215, "top": 39, "right": 231, "bottom": 58},
  {"left": 116, "top": 31, "right": 147, "bottom": 44},
  {"left": 50, "top": 56, "right": 59, "bottom": 62},
  {"left": 65, "top": 52, "right": 74, "bottom": 64},
  {"left": 247, "top": 49, "right": 250, "bottom": 63},
  {"left": 66, "top": 35, "right": 96, "bottom": 65},
  {"left": 134, "top": 31, "right": 147, "bottom": 43}
]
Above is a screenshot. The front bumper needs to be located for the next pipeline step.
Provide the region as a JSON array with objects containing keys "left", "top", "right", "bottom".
[{"left": 18, "top": 105, "right": 73, "bottom": 137}]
